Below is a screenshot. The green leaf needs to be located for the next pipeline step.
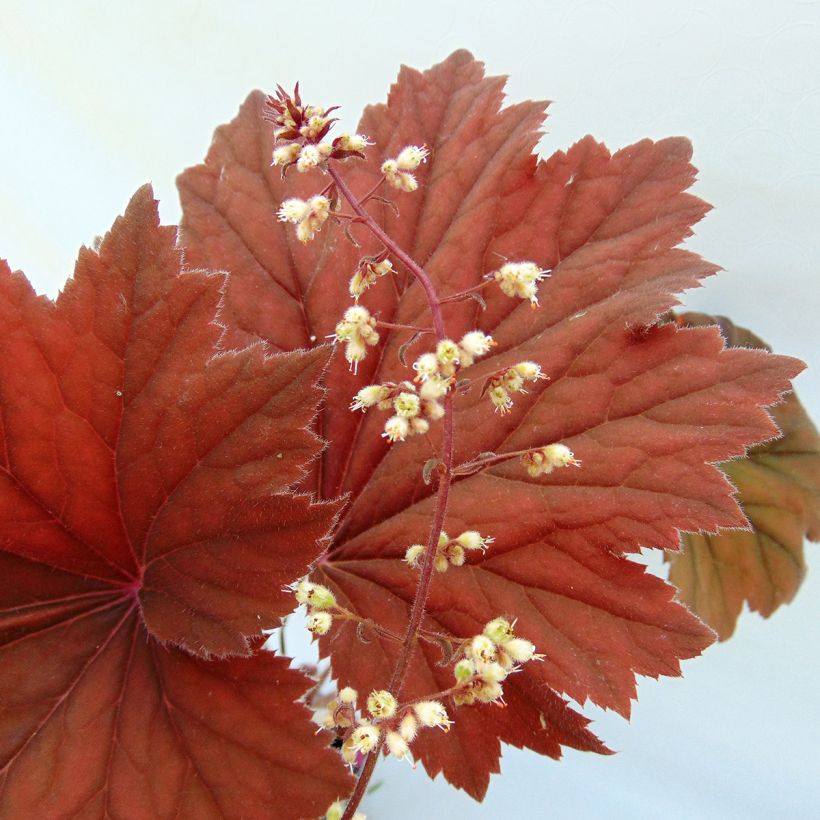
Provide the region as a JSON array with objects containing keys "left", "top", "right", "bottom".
[{"left": 668, "top": 312, "right": 820, "bottom": 639}]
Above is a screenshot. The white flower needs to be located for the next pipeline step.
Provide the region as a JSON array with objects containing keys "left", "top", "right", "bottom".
[
  {"left": 456, "top": 531, "right": 494, "bottom": 552},
  {"left": 331, "top": 305, "right": 380, "bottom": 372},
  {"left": 272, "top": 143, "right": 300, "bottom": 166},
  {"left": 350, "top": 384, "right": 390, "bottom": 412},
  {"left": 522, "top": 443, "right": 580, "bottom": 477},
  {"left": 395, "top": 145, "right": 429, "bottom": 170},
  {"left": 404, "top": 544, "right": 425, "bottom": 567},
  {"left": 277, "top": 197, "right": 310, "bottom": 223},
  {"left": 413, "top": 700, "right": 452, "bottom": 730},
  {"left": 394, "top": 391, "right": 421, "bottom": 418},
  {"left": 513, "top": 361, "right": 547, "bottom": 381},
  {"left": 412, "top": 352, "right": 439, "bottom": 381},
  {"left": 542, "top": 443, "right": 579, "bottom": 468},
  {"left": 347, "top": 723, "right": 380, "bottom": 754},
  {"left": 435, "top": 339, "right": 460, "bottom": 367},
  {"left": 297, "top": 144, "right": 322, "bottom": 172},
  {"left": 488, "top": 384, "right": 513, "bottom": 414},
  {"left": 493, "top": 261, "right": 549, "bottom": 306},
  {"left": 367, "top": 690, "right": 398, "bottom": 719},
  {"left": 338, "top": 132, "right": 372, "bottom": 152},
  {"left": 459, "top": 330, "right": 495, "bottom": 360},
  {"left": 502, "top": 637, "right": 543, "bottom": 663},
  {"left": 468, "top": 634, "right": 497, "bottom": 664},
  {"left": 383, "top": 415, "right": 410, "bottom": 443},
  {"left": 483, "top": 616, "right": 515, "bottom": 643},
  {"left": 279, "top": 194, "right": 331, "bottom": 242}
]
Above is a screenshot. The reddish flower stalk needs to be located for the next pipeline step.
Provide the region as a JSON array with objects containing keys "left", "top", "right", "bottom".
[{"left": 327, "top": 164, "right": 456, "bottom": 819}]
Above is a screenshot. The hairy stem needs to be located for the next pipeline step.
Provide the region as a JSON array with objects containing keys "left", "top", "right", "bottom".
[{"left": 328, "top": 164, "right": 456, "bottom": 820}]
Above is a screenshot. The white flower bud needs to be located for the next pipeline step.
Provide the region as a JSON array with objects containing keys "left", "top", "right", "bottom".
[
  {"left": 474, "top": 679, "right": 505, "bottom": 704},
  {"left": 306, "top": 610, "right": 333, "bottom": 635},
  {"left": 399, "top": 712, "right": 419, "bottom": 741},
  {"left": 433, "top": 554, "right": 449, "bottom": 573},
  {"left": 294, "top": 580, "right": 336, "bottom": 609},
  {"left": 478, "top": 661, "right": 508, "bottom": 683},
  {"left": 385, "top": 730, "right": 411, "bottom": 760},
  {"left": 404, "top": 544, "right": 425, "bottom": 568},
  {"left": 339, "top": 687, "right": 358, "bottom": 704},
  {"left": 502, "top": 637, "right": 541, "bottom": 663},
  {"left": 419, "top": 375, "right": 449, "bottom": 400},
  {"left": 454, "top": 658, "right": 476, "bottom": 683},
  {"left": 409, "top": 417, "right": 430, "bottom": 436},
  {"left": 422, "top": 399, "right": 446, "bottom": 420}
]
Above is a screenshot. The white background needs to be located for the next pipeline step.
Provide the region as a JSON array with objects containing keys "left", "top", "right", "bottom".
[{"left": 1, "top": 2, "right": 818, "bottom": 818}]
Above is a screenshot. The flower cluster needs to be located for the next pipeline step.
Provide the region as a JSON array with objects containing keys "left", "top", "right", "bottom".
[
  {"left": 350, "top": 379, "right": 442, "bottom": 442},
  {"left": 413, "top": 330, "right": 495, "bottom": 387},
  {"left": 404, "top": 530, "right": 494, "bottom": 573},
  {"left": 277, "top": 195, "right": 331, "bottom": 243},
  {"left": 521, "top": 443, "right": 581, "bottom": 477},
  {"left": 349, "top": 253, "right": 395, "bottom": 300},
  {"left": 331, "top": 306, "right": 380, "bottom": 373},
  {"left": 381, "top": 145, "right": 429, "bottom": 191},
  {"left": 265, "top": 84, "right": 371, "bottom": 172},
  {"left": 492, "top": 261, "right": 550, "bottom": 307},
  {"left": 486, "top": 360, "right": 548, "bottom": 414},
  {"left": 452, "top": 618, "right": 544, "bottom": 706},
  {"left": 321, "top": 687, "right": 452, "bottom": 768},
  {"left": 294, "top": 580, "right": 337, "bottom": 636}
]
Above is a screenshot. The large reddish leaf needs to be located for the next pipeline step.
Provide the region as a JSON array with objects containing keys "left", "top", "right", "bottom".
[
  {"left": 666, "top": 312, "right": 820, "bottom": 639},
  {"left": 0, "top": 187, "right": 352, "bottom": 816},
  {"left": 178, "top": 51, "right": 804, "bottom": 798}
]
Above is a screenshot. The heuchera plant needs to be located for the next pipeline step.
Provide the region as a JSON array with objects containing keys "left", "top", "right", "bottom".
[{"left": 1, "top": 51, "right": 818, "bottom": 819}]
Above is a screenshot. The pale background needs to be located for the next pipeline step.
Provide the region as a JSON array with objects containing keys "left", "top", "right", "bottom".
[{"left": 1, "top": 1, "right": 818, "bottom": 818}]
